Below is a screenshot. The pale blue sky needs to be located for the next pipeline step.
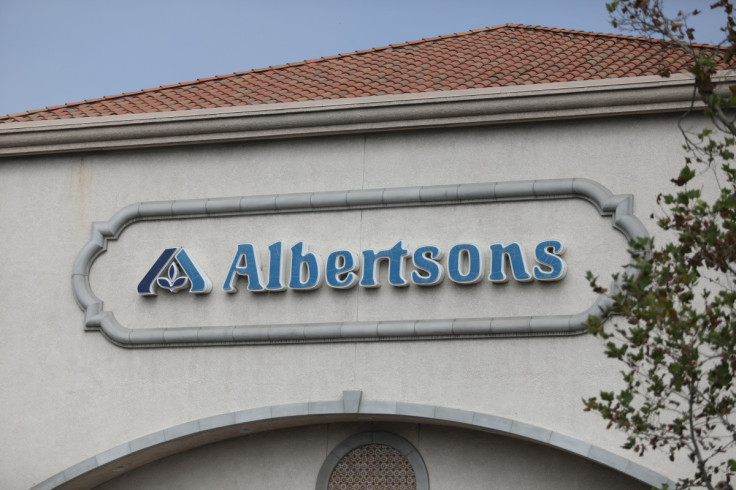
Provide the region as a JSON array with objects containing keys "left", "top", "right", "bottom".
[{"left": 0, "top": 0, "right": 725, "bottom": 117}]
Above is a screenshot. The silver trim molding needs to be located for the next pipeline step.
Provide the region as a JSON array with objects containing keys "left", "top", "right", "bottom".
[
  {"left": 1, "top": 73, "right": 730, "bottom": 157},
  {"left": 71, "top": 178, "right": 647, "bottom": 348}
]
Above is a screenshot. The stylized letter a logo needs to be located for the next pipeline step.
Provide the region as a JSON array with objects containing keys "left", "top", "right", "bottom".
[{"left": 137, "top": 247, "right": 212, "bottom": 296}]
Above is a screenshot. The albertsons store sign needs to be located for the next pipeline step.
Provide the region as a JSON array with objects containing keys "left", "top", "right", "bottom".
[
  {"left": 73, "top": 179, "right": 644, "bottom": 348},
  {"left": 137, "top": 238, "right": 566, "bottom": 297}
]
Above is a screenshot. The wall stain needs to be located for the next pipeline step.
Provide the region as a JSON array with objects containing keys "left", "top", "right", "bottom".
[{"left": 70, "top": 155, "right": 94, "bottom": 217}]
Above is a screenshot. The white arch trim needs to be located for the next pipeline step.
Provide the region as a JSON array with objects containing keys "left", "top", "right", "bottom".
[{"left": 32, "top": 391, "right": 674, "bottom": 489}]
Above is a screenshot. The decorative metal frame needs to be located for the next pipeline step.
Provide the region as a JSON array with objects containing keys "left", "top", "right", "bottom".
[{"left": 72, "top": 178, "right": 647, "bottom": 348}]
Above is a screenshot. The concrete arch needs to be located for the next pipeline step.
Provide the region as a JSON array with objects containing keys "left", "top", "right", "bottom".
[{"left": 32, "top": 391, "right": 674, "bottom": 489}]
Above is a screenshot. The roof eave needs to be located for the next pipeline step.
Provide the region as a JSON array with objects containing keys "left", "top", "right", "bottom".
[{"left": 0, "top": 72, "right": 731, "bottom": 158}]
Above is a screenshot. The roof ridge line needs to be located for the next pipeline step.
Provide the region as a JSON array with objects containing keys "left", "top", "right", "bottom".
[
  {"left": 2, "top": 23, "right": 723, "bottom": 120},
  {"left": 505, "top": 22, "right": 724, "bottom": 48}
]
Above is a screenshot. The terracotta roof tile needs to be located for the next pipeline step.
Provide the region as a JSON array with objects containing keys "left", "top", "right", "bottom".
[{"left": 2, "top": 24, "right": 732, "bottom": 123}]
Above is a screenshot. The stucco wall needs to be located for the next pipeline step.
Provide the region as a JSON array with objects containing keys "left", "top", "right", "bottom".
[{"left": 0, "top": 112, "right": 699, "bottom": 488}]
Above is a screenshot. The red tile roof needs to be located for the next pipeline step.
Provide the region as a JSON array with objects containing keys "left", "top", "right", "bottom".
[{"left": 1, "top": 24, "right": 730, "bottom": 123}]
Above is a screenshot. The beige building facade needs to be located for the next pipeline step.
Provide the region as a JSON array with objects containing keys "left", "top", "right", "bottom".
[{"left": 0, "top": 53, "right": 727, "bottom": 488}]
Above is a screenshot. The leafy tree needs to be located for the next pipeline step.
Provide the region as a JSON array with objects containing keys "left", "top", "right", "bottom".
[{"left": 583, "top": 2, "right": 736, "bottom": 489}]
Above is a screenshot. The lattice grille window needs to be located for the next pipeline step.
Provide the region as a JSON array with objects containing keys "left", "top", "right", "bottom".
[
  {"left": 316, "top": 431, "right": 428, "bottom": 490},
  {"left": 327, "top": 443, "right": 417, "bottom": 489}
]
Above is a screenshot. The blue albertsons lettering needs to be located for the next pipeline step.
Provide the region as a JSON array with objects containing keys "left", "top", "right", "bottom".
[
  {"left": 360, "top": 240, "right": 410, "bottom": 288},
  {"left": 140, "top": 240, "right": 567, "bottom": 296},
  {"left": 411, "top": 246, "right": 444, "bottom": 286},
  {"left": 448, "top": 243, "right": 484, "bottom": 284},
  {"left": 221, "top": 239, "right": 566, "bottom": 293},
  {"left": 288, "top": 241, "right": 323, "bottom": 290},
  {"left": 325, "top": 250, "right": 359, "bottom": 289}
]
